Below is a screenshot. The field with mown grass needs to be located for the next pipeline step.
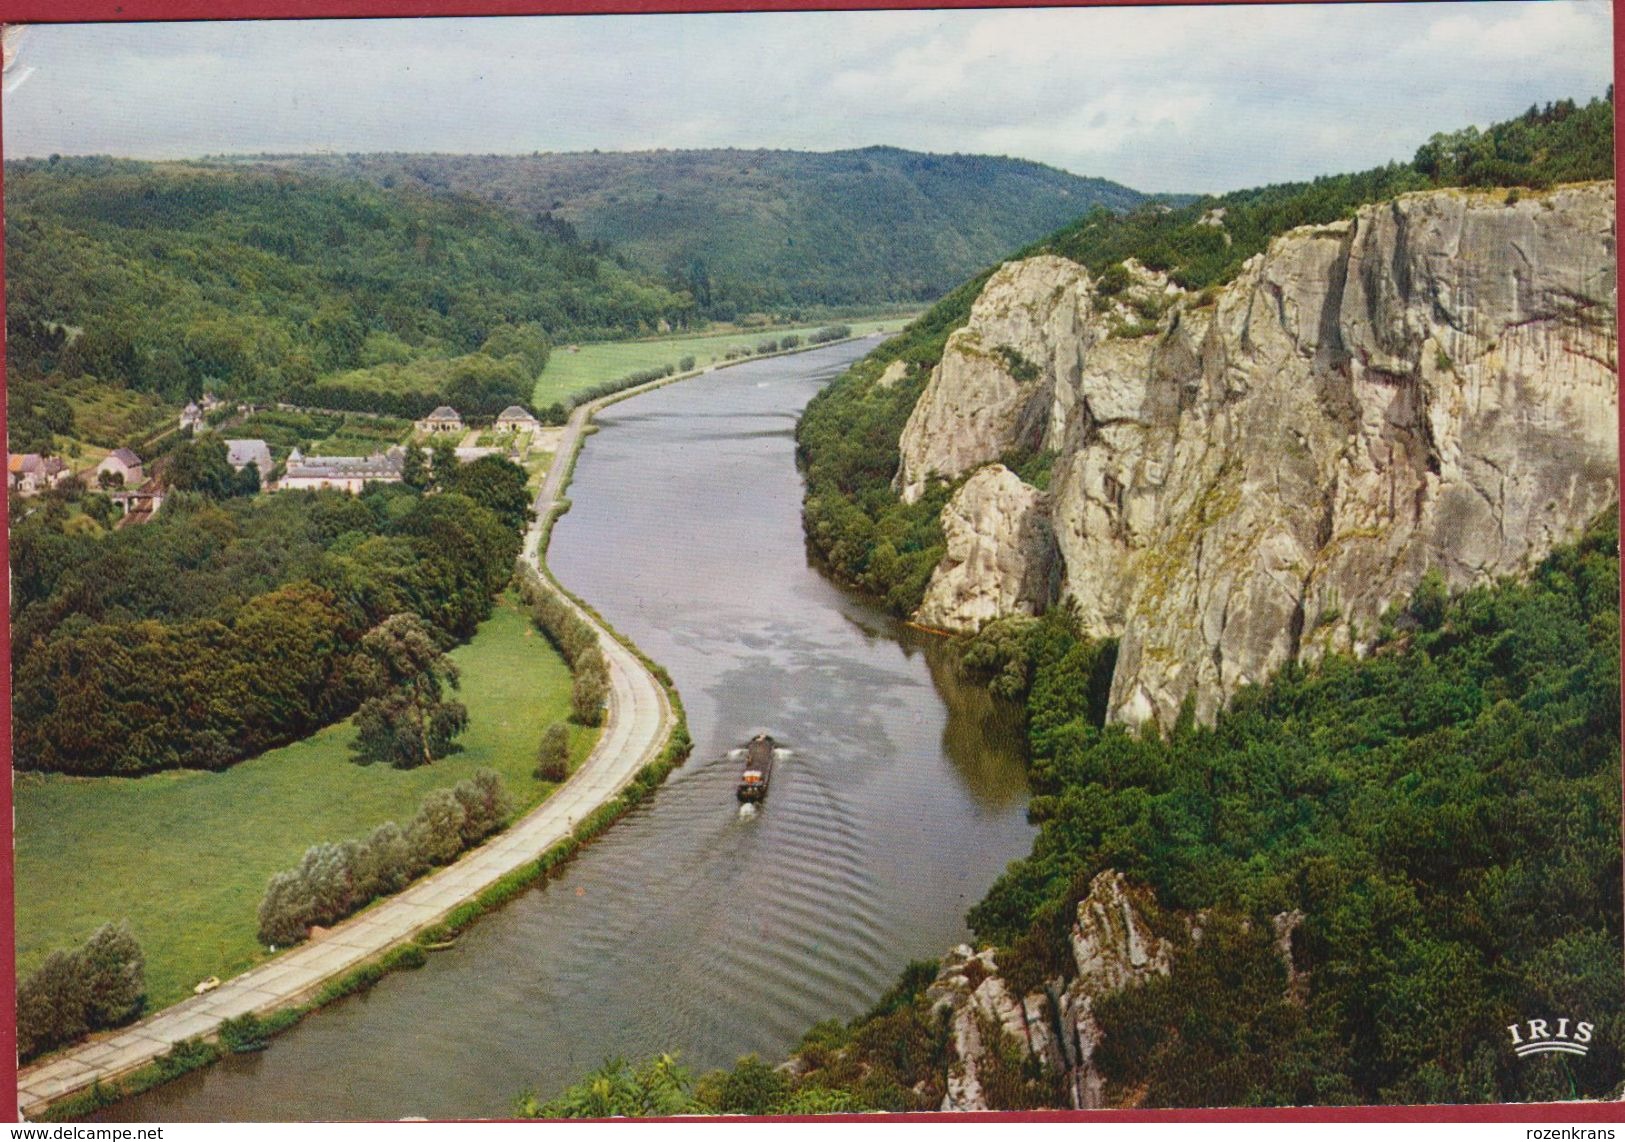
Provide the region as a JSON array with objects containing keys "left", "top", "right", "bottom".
[
  {"left": 531, "top": 316, "right": 910, "bottom": 408},
  {"left": 13, "top": 593, "right": 594, "bottom": 1011}
]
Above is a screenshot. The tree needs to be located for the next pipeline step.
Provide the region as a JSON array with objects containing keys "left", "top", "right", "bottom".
[
  {"left": 444, "top": 454, "right": 532, "bottom": 532},
  {"left": 78, "top": 921, "right": 146, "bottom": 1029},
  {"left": 429, "top": 437, "right": 459, "bottom": 489},
  {"left": 570, "top": 653, "right": 610, "bottom": 726},
  {"left": 536, "top": 721, "right": 570, "bottom": 782},
  {"left": 407, "top": 788, "right": 467, "bottom": 865},
  {"left": 16, "top": 923, "right": 147, "bottom": 1061},
  {"left": 166, "top": 435, "right": 242, "bottom": 498},
  {"left": 16, "top": 950, "right": 89, "bottom": 1060},
  {"left": 349, "top": 613, "right": 469, "bottom": 769},
  {"left": 479, "top": 321, "right": 551, "bottom": 377},
  {"left": 401, "top": 444, "right": 431, "bottom": 492},
  {"left": 517, "top": 1055, "right": 699, "bottom": 1119},
  {"left": 453, "top": 769, "right": 511, "bottom": 844},
  {"left": 233, "top": 460, "right": 261, "bottom": 498}
]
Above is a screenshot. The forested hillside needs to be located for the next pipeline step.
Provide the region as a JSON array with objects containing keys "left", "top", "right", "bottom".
[
  {"left": 797, "top": 92, "right": 1617, "bottom": 617},
  {"left": 10, "top": 455, "right": 531, "bottom": 776},
  {"left": 4, "top": 158, "right": 693, "bottom": 417},
  {"left": 231, "top": 147, "right": 1153, "bottom": 316}
]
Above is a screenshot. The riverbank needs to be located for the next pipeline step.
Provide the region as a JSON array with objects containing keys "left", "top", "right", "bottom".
[
  {"left": 532, "top": 317, "right": 909, "bottom": 408},
  {"left": 13, "top": 596, "right": 588, "bottom": 1013},
  {"left": 17, "top": 331, "right": 893, "bottom": 1121},
  {"left": 75, "top": 334, "right": 1039, "bottom": 1121}
]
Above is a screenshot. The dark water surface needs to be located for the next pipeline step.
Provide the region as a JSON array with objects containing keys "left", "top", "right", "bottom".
[{"left": 107, "top": 339, "right": 1035, "bottom": 1120}]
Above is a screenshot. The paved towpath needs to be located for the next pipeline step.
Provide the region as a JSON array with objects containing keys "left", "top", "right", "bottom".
[{"left": 17, "top": 386, "right": 675, "bottom": 1120}]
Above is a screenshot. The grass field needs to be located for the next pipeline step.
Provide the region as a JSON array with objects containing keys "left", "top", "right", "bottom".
[
  {"left": 13, "top": 593, "right": 594, "bottom": 1010},
  {"left": 532, "top": 316, "right": 911, "bottom": 408}
]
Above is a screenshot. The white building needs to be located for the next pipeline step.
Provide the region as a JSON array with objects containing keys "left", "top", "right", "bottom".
[
  {"left": 415, "top": 406, "right": 464, "bottom": 436},
  {"left": 494, "top": 405, "right": 542, "bottom": 433},
  {"left": 277, "top": 447, "right": 406, "bottom": 494},
  {"left": 95, "top": 447, "right": 144, "bottom": 488}
]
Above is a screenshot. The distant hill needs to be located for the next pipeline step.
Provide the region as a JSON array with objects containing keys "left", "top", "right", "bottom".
[
  {"left": 229, "top": 147, "right": 1155, "bottom": 317},
  {"left": 4, "top": 158, "right": 694, "bottom": 417}
]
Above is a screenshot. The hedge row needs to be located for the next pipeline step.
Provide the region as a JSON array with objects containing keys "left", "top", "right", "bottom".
[
  {"left": 257, "top": 771, "right": 511, "bottom": 947},
  {"left": 516, "top": 568, "right": 611, "bottom": 726},
  {"left": 807, "top": 323, "right": 851, "bottom": 344},
  {"left": 568, "top": 363, "right": 677, "bottom": 409}
]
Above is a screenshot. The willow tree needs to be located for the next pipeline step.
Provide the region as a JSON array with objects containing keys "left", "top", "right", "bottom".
[{"left": 350, "top": 612, "right": 468, "bottom": 769}]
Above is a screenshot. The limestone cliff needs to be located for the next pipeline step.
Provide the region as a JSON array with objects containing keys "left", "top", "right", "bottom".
[
  {"left": 896, "top": 183, "right": 1618, "bottom": 728},
  {"left": 923, "top": 870, "right": 1178, "bottom": 1110},
  {"left": 915, "top": 465, "right": 1059, "bottom": 632}
]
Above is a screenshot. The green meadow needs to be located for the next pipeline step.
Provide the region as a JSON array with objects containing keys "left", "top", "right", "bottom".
[
  {"left": 532, "top": 316, "right": 909, "bottom": 408},
  {"left": 13, "top": 594, "right": 593, "bottom": 1010}
]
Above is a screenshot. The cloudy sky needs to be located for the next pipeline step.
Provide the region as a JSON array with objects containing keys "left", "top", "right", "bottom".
[{"left": 2, "top": 2, "right": 1613, "bottom": 194}]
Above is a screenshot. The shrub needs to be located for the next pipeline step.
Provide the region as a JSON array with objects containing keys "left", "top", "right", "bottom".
[
  {"left": 779, "top": 334, "right": 801, "bottom": 349},
  {"left": 453, "top": 769, "right": 511, "bottom": 844},
  {"left": 218, "top": 1012, "right": 270, "bottom": 1053},
  {"left": 710, "top": 1054, "right": 789, "bottom": 1114},
  {"left": 757, "top": 339, "right": 779, "bottom": 354},
  {"left": 257, "top": 869, "right": 314, "bottom": 947},
  {"left": 16, "top": 923, "right": 146, "bottom": 1062},
  {"left": 17, "top": 950, "right": 90, "bottom": 1061},
  {"left": 409, "top": 788, "right": 468, "bottom": 867},
  {"left": 678, "top": 355, "right": 696, "bottom": 371},
  {"left": 152, "top": 1037, "right": 221, "bottom": 1083},
  {"left": 808, "top": 324, "right": 851, "bottom": 344},
  {"left": 537, "top": 721, "right": 571, "bottom": 782},
  {"left": 78, "top": 921, "right": 146, "bottom": 1029},
  {"left": 1093, "top": 261, "right": 1133, "bottom": 298}
]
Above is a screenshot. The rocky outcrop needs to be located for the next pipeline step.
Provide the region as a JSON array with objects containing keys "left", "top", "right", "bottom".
[
  {"left": 915, "top": 465, "right": 1058, "bottom": 632},
  {"left": 928, "top": 945, "right": 1035, "bottom": 1111},
  {"left": 897, "top": 183, "right": 1618, "bottom": 728},
  {"left": 926, "top": 870, "right": 1174, "bottom": 1110},
  {"left": 922, "top": 871, "right": 1311, "bottom": 1110},
  {"left": 895, "top": 256, "right": 1094, "bottom": 504}
]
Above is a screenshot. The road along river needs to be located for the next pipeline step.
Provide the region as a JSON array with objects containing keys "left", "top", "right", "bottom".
[{"left": 104, "top": 337, "right": 1037, "bottom": 1120}]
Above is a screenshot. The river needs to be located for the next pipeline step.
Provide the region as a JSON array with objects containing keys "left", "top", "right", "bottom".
[{"left": 103, "top": 338, "right": 1036, "bottom": 1120}]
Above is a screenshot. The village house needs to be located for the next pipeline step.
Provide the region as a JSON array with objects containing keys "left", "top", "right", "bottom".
[
  {"left": 225, "top": 439, "right": 274, "bottom": 481},
  {"left": 277, "top": 447, "right": 406, "bottom": 494},
  {"left": 8, "top": 453, "right": 71, "bottom": 496},
  {"left": 415, "top": 406, "right": 465, "bottom": 436},
  {"left": 494, "top": 405, "right": 542, "bottom": 433},
  {"left": 180, "top": 402, "right": 204, "bottom": 432},
  {"left": 95, "top": 448, "right": 144, "bottom": 489}
]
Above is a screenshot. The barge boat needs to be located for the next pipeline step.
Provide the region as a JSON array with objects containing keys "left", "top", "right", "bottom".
[{"left": 736, "top": 734, "right": 776, "bottom": 802}]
